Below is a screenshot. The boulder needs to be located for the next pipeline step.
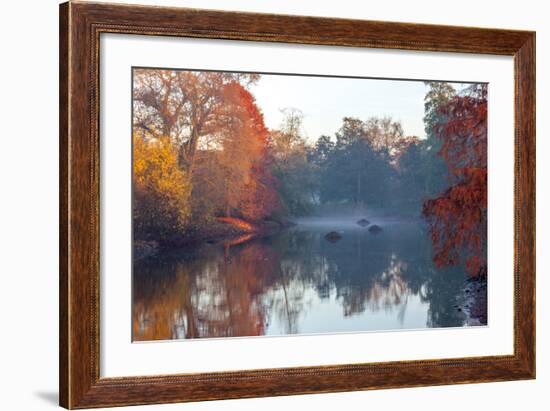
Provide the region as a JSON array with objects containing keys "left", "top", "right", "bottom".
[
  {"left": 356, "top": 218, "right": 370, "bottom": 227},
  {"left": 368, "top": 224, "right": 382, "bottom": 234},
  {"left": 324, "top": 231, "right": 342, "bottom": 242},
  {"left": 133, "top": 240, "right": 159, "bottom": 260}
]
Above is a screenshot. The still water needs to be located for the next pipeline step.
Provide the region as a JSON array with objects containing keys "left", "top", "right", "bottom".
[{"left": 133, "top": 217, "right": 477, "bottom": 341}]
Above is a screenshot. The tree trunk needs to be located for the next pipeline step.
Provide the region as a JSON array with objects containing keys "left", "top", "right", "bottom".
[{"left": 356, "top": 169, "right": 361, "bottom": 205}]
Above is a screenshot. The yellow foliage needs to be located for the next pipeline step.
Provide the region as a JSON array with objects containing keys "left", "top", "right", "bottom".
[{"left": 133, "top": 134, "right": 191, "bottom": 238}]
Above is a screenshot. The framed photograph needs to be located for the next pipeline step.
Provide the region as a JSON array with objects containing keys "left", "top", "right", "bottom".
[{"left": 59, "top": 1, "right": 535, "bottom": 408}]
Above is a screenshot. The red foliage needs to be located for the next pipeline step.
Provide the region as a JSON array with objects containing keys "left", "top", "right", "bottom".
[
  {"left": 423, "top": 86, "right": 488, "bottom": 277},
  {"left": 223, "top": 82, "right": 280, "bottom": 221}
]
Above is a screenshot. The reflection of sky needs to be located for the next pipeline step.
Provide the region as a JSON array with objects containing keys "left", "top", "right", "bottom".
[
  {"left": 264, "top": 286, "right": 430, "bottom": 336},
  {"left": 251, "top": 74, "right": 470, "bottom": 143},
  {"left": 133, "top": 214, "right": 480, "bottom": 341}
]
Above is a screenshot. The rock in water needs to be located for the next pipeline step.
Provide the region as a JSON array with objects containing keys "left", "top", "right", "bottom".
[
  {"left": 368, "top": 224, "right": 382, "bottom": 234},
  {"left": 325, "top": 231, "right": 342, "bottom": 242},
  {"left": 356, "top": 218, "right": 370, "bottom": 227}
]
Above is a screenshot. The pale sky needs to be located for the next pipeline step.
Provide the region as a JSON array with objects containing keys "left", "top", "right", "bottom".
[{"left": 250, "top": 74, "right": 469, "bottom": 143}]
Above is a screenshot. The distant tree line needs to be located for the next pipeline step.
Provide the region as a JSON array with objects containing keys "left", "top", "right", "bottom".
[
  {"left": 132, "top": 70, "right": 487, "bottom": 275},
  {"left": 278, "top": 82, "right": 459, "bottom": 216}
]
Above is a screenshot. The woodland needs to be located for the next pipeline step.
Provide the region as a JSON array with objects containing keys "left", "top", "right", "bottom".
[{"left": 132, "top": 69, "right": 487, "bottom": 277}]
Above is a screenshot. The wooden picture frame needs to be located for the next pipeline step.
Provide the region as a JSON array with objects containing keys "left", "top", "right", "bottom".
[{"left": 59, "top": 1, "right": 535, "bottom": 408}]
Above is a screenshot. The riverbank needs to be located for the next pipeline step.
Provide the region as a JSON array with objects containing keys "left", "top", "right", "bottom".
[
  {"left": 455, "top": 275, "right": 488, "bottom": 326},
  {"left": 134, "top": 217, "right": 294, "bottom": 260}
]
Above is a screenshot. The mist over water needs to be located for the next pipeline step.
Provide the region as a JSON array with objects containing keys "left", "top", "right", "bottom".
[
  {"left": 133, "top": 214, "right": 480, "bottom": 341},
  {"left": 131, "top": 71, "right": 488, "bottom": 342},
  {"left": 293, "top": 215, "right": 411, "bottom": 230}
]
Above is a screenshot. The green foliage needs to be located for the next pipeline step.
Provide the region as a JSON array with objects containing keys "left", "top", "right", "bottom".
[
  {"left": 395, "top": 139, "right": 426, "bottom": 213},
  {"left": 314, "top": 117, "right": 399, "bottom": 209},
  {"left": 272, "top": 149, "right": 318, "bottom": 216},
  {"left": 421, "top": 82, "right": 457, "bottom": 197},
  {"left": 424, "top": 81, "right": 456, "bottom": 139}
]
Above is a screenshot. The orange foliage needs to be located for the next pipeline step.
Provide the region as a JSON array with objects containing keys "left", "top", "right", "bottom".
[
  {"left": 221, "top": 82, "right": 280, "bottom": 221},
  {"left": 216, "top": 216, "right": 257, "bottom": 232},
  {"left": 423, "top": 86, "right": 488, "bottom": 277}
]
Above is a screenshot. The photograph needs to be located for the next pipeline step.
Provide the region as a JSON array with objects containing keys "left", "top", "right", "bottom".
[
  {"left": 131, "top": 68, "right": 488, "bottom": 341},
  {"left": 1, "top": 0, "right": 542, "bottom": 409}
]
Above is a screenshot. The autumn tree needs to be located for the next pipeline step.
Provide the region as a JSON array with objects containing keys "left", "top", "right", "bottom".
[
  {"left": 219, "top": 82, "right": 279, "bottom": 221},
  {"left": 182, "top": 81, "right": 280, "bottom": 224},
  {"left": 363, "top": 116, "right": 405, "bottom": 159},
  {"left": 133, "top": 69, "right": 258, "bottom": 171},
  {"left": 422, "top": 84, "right": 488, "bottom": 277},
  {"left": 133, "top": 132, "right": 192, "bottom": 240},
  {"left": 235, "top": 91, "right": 280, "bottom": 222},
  {"left": 272, "top": 108, "right": 305, "bottom": 155},
  {"left": 133, "top": 69, "right": 282, "bottom": 237},
  {"left": 270, "top": 109, "right": 318, "bottom": 215}
]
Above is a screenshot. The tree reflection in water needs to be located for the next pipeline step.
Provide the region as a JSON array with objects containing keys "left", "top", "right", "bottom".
[{"left": 133, "top": 219, "right": 479, "bottom": 341}]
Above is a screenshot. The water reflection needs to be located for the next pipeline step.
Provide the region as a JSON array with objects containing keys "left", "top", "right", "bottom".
[{"left": 133, "top": 218, "right": 478, "bottom": 341}]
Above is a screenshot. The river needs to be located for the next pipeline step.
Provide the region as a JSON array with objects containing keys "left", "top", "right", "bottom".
[{"left": 133, "top": 216, "right": 485, "bottom": 341}]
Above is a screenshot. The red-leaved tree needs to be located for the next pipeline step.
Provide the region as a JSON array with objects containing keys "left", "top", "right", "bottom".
[
  {"left": 223, "top": 82, "right": 280, "bottom": 221},
  {"left": 422, "top": 85, "right": 488, "bottom": 277}
]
